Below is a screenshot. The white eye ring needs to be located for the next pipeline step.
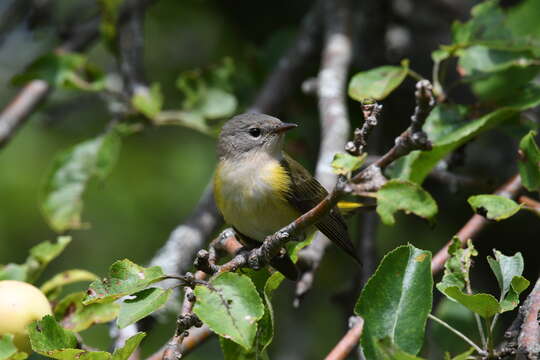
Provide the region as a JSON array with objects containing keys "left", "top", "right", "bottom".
[{"left": 248, "top": 128, "right": 261, "bottom": 138}]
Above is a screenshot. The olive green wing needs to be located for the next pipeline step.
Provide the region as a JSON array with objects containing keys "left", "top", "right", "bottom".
[{"left": 280, "top": 154, "right": 361, "bottom": 264}]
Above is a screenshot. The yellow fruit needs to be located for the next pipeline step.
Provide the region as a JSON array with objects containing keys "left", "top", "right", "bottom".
[{"left": 0, "top": 280, "right": 52, "bottom": 353}]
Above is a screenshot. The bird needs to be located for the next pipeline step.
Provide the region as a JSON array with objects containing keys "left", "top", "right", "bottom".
[{"left": 213, "top": 113, "right": 360, "bottom": 280}]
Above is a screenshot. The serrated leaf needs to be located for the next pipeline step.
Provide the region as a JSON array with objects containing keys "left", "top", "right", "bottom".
[
  {"left": 518, "top": 131, "right": 540, "bottom": 191},
  {"left": 468, "top": 195, "right": 521, "bottom": 221},
  {"left": 0, "top": 237, "right": 71, "bottom": 283},
  {"left": 132, "top": 83, "right": 163, "bottom": 119},
  {"left": 436, "top": 238, "right": 477, "bottom": 294},
  {"left": 390, "top": 88, "right": 540, "bottom": 183},
  {"left": 83, "top": 260, "right": 166, "bottom": 305},
  {"left": 442, "top": 287, "right": 500, "bottom": 319},
  {"left": 41, "top": 270, "right": 98, "bottom": 299},
  {"left": 111, "top": 333, "right": 145, "bottom": 360},
  {"left": 373, "top": 338, "right": 426, "bottom": 360},
  {"left": 332, "top": 153, "right": 366, "bottom": 176},
  {"left": 117, "top": 288, "right": 172, "bottom": 328},
  {"left": 12, "top": 52, "right": 105, "bottom": 91},
  {"left": 375, "top": 180, "right": 438, "bottom": 226},
  {"left": 349, "top": 64, "right": 409, "bottom": 101},
  {"left": 55, "top": 292, "right": 119, "bottom": 332},
  {"left": 193, "top": 272, "right": 264, "bottom": 350},
  {"left": 42, "top": 131, "right": 121, "bottom": 233},
  {"left": 355, "top": 245, "right": 432, "bottom": 360}
]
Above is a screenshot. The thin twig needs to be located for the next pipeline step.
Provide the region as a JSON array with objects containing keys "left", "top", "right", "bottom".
[
  {"left": 324, "top": 317, "right": 364, "bottom": 360},
  {"left": 428, "top": 314, "right": 486, "bottom": 356}
]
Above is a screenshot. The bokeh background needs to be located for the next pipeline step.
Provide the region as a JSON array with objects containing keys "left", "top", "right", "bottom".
[{"left": 1, "top": 0, "right": 539, "bottom": 359}]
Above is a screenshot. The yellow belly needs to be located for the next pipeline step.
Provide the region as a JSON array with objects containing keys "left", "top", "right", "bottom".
[{"left": 214, "top": 155, "right": 299, "bottom": 242}]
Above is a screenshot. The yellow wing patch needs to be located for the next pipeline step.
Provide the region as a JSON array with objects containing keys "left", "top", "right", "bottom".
[{"left": 264, "top": 161, "right": 292, "bottom": 202}]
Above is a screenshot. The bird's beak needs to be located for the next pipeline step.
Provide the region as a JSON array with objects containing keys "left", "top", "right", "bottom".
[{"left": 273, "top": 122, "right": 298, "bottom": 134}]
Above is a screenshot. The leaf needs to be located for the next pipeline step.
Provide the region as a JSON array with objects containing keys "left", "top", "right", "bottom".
[
  {"left": 55, "top": 292, "right": 119, "bottom": 332},
  {"left": 499, "top": 276, "right": 530, "bottom": 312},
  {"left": 0, "top": 335, "right": 26, "bottom": 360},
  {"left": 83, "top": 260, "right": 167, "bottom": 305},
  {"left": 449, "top": 348, "right": 475, "bottom": 360},
  {"left": 487, "top": 250, "right": 524, "bottom": 298},
  {"left": 349, "top": 63, "right": 409, "bottom": 101},
  {"left": 518, "top": 131, "right": 540, "bottom": 191},
  {"left": 41, "top": 270, "right": 98, "bottom": 299},
  {"left": 132, "top": 83, "right": 163, "bottom": 119},
  {"left": 219, "top": 338, "right": 269, "bottom": 360},
  {"left": 153, "top": 111, "right": 215, "bottom": 136},
  {"left": 0, "top": 237, "right": 71, "bottom": 283},
  {"left": 332, "top": 153, "right": 366, "bottom": 176},
  {"left": 193, "top": 272, "right": 264, "bottom": 350},
  {"left": 436, "top": 238, "right": 477, "bottom": 294},
  {"left": 441, "top": 287, "right": 500, "bottom": 319},
  {"left": 98, "top": 0, "right": 124, "bottom": 51},
  {"left": 373, "top": 338, "right": 426, "bottom": 360},
  {"left": 42, "top": 131, "right": 121, "bottom": 232},
  {"left": 390, "top": 88, "right": 540, "bottom": 183},
  {"left": 198, "top": 88, "right": 237, "bottom": 120},
  {"left": 110, "top": 333, "right": 145, "bottom": 360},
  {"left": 468, "top": 195, "right": 521, "bottom": 221},
  {"left": 355, "top": 245, "right": 432, "bottom": 360},
  {"left": 375, "top": 180, "right": 438, "bottom": 226},
  {"left": 117, "top": 288, "right": 172, "bottom": 328}
]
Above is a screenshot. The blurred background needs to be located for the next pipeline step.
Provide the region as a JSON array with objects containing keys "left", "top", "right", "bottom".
[{"left": 1, "top": 0, "right": 539, "bottom": 359}]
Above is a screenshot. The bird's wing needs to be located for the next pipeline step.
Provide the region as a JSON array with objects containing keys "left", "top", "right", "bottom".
[{"left": 280, "top": 154, "right": 361, "bottom": 264}]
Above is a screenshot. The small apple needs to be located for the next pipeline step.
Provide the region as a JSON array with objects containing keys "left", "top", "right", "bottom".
[{"left": 0, "top": 280, "right": 52, "bottom": 353}]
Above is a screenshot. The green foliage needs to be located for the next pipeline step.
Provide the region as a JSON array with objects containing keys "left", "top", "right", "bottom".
[
  {"left": 331, "top": 153, "right": 366, "bottom": 176},
  {"left": 467, "top": 195, "right": 521, "bottom": 221},
  {"left": 375, "top": 180, "right": 438, "bottom": 226},
  {"left": 54, "top": 292, "right": 119, "bottom": 332},
  {"left": 41, "top": 270, "right": 98, "bottom": 299},
  {"left": 193, "top": 272, "right": 264, "bottom": 350},
  {"left": 355, "top": 245, "right": 432, "bottom": 360},
  {"left": 117, "top": 287, "right": 172, "bottom": 328},
  {"left": 0, "top": 335, "right": 26, "bottom": 360},
  {"left": 83, "top": 259, "right": 167, "bottom": 305},
  {"left": 0, "top": 237, "right": 71, "bottom": 283},
  {"left": 436, "top": 238, "right": 477, "bottom": 294},
  {"left": 348, "top": 61, "right": 409, "bottom": 101},
  {"left": 487, "top": 251, "right": 530, "bottom": 312},
  {"left": 28, "top": 316, "right": 144, "bottom": 360},
  {"left": 518, "top": 131, "right": 540, "bottom": 191},
  {"left": 42, "top": 131, "right": 121, "bottom": 233},
  {"left": 440, "top": 287, "right": 501, "bottom": 319},
  {"left": 98, "top": 0, "right": 124, "bottom": 51},
  {"left": 131, "top": 83, "right": 164, "bottom": 120},
  {"left": 12, "top": 52, "right": 105, "bottom": 91},
  {"left": 373, "top": 338, "right": 426, "bottom": 360}
]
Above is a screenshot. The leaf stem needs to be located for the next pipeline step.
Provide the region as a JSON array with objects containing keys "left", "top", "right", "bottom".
[{"left": 428, "top": 314, "right": 486, "bottom": 356}]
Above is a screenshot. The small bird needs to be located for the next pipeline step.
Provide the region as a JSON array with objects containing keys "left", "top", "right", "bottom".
[{"left": 214, "top": 113, "right": 360, "bottom": 280}]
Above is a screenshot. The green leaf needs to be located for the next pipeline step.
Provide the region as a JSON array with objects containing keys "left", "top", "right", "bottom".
[
  {"left": 83, "top": 260, "right": 167, "bottom": 305},
  {"left": 449, "top": 348, "right": 475, "bottom": 360},
  {"left": 518, "top": 131, "right": 540, "bottom": 191},
  {"left": 390, "top": 88, "right": 540, "bottom": 183},
  {"left": 355, "top": 245, "right": 432, "bottom": 360},
  {"left": 0, "top": 335, "right": 26, "bottom": 360},
  {"left": 12, "top": 52, "right": 105, "bottom": 91},
  {"left": 487, "top": 250, "right": 524, "bottom": 298},
  {"left": 153, "top": 111, "right": 216, "bottom": 136},
  {"left": 28, "top": 315, "right": 78, "bottom": 355},
  {"left": 441, "top": 287, "right": 500, "bottom": 319},
  {"left": 41, "top": 270, "right": 98, "bottom": 299},
  {"left": 55, "top": 292, "right": 119, "bottom": 332},
  {"left": 42, "top": 131, "right": 121, "bottom": 233},
  {"left": 373, "top": 338, "right": 426, "bottom": 360},
  {"left": 375, "top": 180, "right": 438, "bottom": 226},
  {"left": 331, "top": 153, "right": 366, "bottom": 176},
  {"left": 436, "top": 238, "right": 477, "bottom": 294},
  {"left": 219, "top": 338, "right": 269, "bottom": 360},
  {"left": 132, "top": 83, "right": 163, "bottom": 119},
  {"left": 117, "top": 288, "right": 172, "bottom": 328},
  {"left": 193, "top": 272, "right": 264, "bottom": 350},
  {"left": 0, "top": 237, "right": 71, "bottom": 283},
  {"left": 98, "top": 0, "right": 124, "bottom": 52},
  {"left": 349, "top": 63, "right": 409, "bottom": 101},
  {"left": 459, "top": 46, "right": 538, "bottom": 75},
  {"left": 468, "top": 195, "right": 521, "bottom": 221},
  {"left": 111, "top": 333, "right": 145, "bottom": 360},
  {"left": 500, "top": 276, "right": 530, "bottom": 312}
]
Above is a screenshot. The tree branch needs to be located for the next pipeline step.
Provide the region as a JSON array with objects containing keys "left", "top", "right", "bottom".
[
  {"left": 517, "top": 276, "right": 540, "bottom": 359},
  {"left": 0, "top": 17, "right": 99, "bottom": 149},
  {"left": 295, "top": 0, "right": 353, "bottom": 303}
]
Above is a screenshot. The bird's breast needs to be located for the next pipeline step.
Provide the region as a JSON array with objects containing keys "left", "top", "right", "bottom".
[{"left": 214, "top": 154, "right": 298, "bottom": 242}]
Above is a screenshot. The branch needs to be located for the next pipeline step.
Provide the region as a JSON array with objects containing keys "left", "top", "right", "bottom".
[
  {"left": 324, "top": 316, "right": 364, "bottom": 360},
  {"left": 0, "top": 17, "right": 99, "bottom": 149},
  {"left": 431, "top": 173, "right": 522, "bottom": 274},
  {"left": 248, "top": 0, "right": 323, "bottom": 114},
  {"left": 517, "top": 276, "right": 540, "bottom": 359},
  {"left": 295, "top": 0, "right": 353, "bottom": 303}
]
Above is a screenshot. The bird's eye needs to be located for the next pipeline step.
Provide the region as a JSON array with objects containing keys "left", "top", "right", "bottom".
[{"left": 248, "top": 128, "right": 261, "bottom": 138}]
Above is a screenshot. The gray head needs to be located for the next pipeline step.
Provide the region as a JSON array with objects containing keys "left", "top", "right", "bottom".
[{"left": 217, "top": 113, "right": 297, "bottom": 159}]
